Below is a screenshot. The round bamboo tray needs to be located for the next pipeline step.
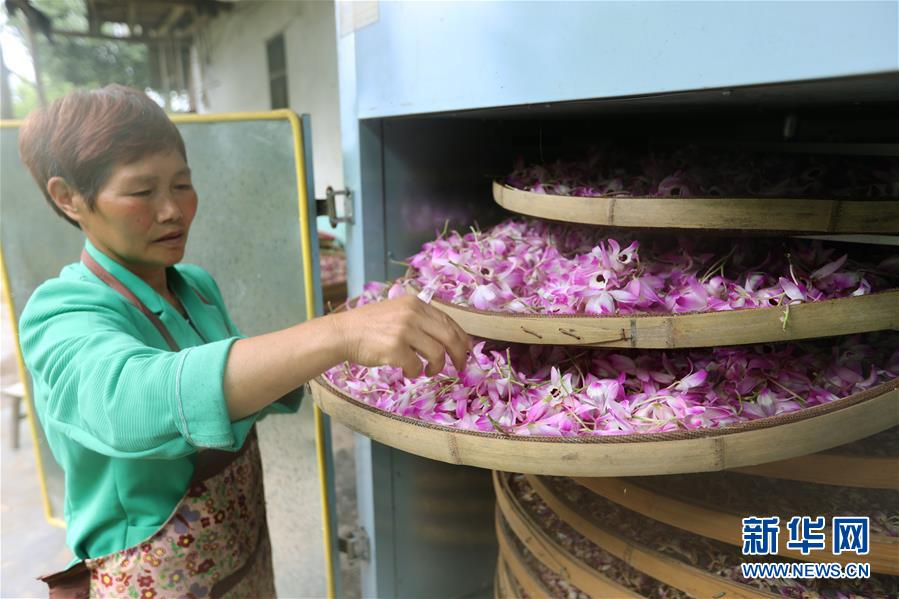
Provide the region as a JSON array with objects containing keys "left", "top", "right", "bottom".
[
  {"left": 731, "top": 426, "right": 899, "bottom": 489},
  {"left": 573, "top": 476, "right": 899, "bottom": 575},
  {"left": 492, "top": 181, "right": 899, "bottom": 233},
  {"left": 310, "top": 376, "right": 899, "bottom": 476},
  {"left": 495, "top": 527, "right": 551, "bottom": 599},
  {"left": 731, "top": 453, "right": 899, "bottom": 490},
  {"left": 494, "top": 556, "right": 513, "bottom": 599},
  {"left": 525, "top": 475, "right": 777, "bottom": 599},
  {"left": 411, "top": 282, "right": 899, "bottom": 348},
  {"left": 494, "top": 555, "right": 515, "bottom": 599},
  {"left": 322, "top": 281, "right": 348, "bottom": 311},
  {"left": 494, "top": 472, "right": 642, "bottom": 598}
]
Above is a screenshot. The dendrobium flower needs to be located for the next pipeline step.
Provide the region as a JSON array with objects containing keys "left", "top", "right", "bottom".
[
  {"left": 505, "top": 148, "right": 899, "bottom": 200},
  {"left": 674, "top": 369, "right": 708, "bottom": 392},
  {"left": 319, "top": 252, "right": 347, "bottom": 287},
  {"left": 327, "top": 283, "right": 898, "bottom": 437},
  {"left": 407, "top": 219, "right": 892, "bottom": 316}
]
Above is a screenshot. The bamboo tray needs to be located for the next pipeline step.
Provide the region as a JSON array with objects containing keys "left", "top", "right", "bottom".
[
  {"left": 494, "top": 555, "right": 515, "bottom": 599},
  {"left": 731, "top": 454, "right": 898, "bottom": 490},
  {"left": 322, "top": 281, "right": 348, "bottom": 311},
  {"left": 526, "top": 475, "right": 777, "bottom": 599},
  {"left": 495, "top": 524, "right": 553, "bottom": 599},
  {"left": 493, "top": 181, "right": 899, "bottom": 233},
  {"left": 310, "top": 376, "right": 899, "bottom": 476},
  {"left": 574, "top": 475, "right": 899, "bottom": 575},
  {"left": 411, "top": 282, "right": 899, "bottom": 348},
  {"left": 494, "top": 472, "right": 642, "bottom": 598}
]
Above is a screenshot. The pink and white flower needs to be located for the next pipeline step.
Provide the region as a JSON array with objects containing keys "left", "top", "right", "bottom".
[
  {"left": 326, "top": 284, "right": 898, "bottom": 437},
  {"left": 407, "top": 219, "right": 890, "bottom": 316}
]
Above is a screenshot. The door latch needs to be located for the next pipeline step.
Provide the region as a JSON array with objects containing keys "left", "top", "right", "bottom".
[
  {"left": 316, "top": 186, "right": 354, "bottom": 228},
  {"left": 338, "top": 526, "right": 371, "bottom": 564}
]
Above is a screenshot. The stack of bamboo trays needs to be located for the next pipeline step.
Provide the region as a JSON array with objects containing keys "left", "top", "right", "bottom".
[
  {"left": 484, "top": 175, "right": 899, "bottom": 598},
  {"left": 493, "top": 427, "right": 899, "bottom": 598},
  {"left": 307, "top": 158, "right": 899, "bottom": 596},
  {"left": 311, "top": 176, "right": 899, "bottom": 474}
]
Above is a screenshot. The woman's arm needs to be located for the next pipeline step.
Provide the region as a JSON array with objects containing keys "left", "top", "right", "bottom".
[
  {"left": 22, "top": 277, "right": 469, "bottom": 456},
  {"left": 223, "top": 295, "right": 471, "bottom": 420},
  {"left": 21, "top": 278, "right": 242, "bottom": 457}
]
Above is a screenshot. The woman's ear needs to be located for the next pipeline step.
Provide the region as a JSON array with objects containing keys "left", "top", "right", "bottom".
[{"left": 46, "top": 177, "right": 85, "bottom": 224}]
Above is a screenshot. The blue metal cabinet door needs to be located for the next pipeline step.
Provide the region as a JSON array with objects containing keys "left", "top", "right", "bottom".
[{"left": 349, "top": 0, "right": 898, "bottom": 118}]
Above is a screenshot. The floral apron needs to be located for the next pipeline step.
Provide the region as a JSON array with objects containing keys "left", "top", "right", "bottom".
[{"left": 39, "top": 251, "right": 275, "bottom": 599}]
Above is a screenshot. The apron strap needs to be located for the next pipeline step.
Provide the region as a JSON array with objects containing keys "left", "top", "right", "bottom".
[
  {"left": 37, "top": 561, "right": 90, "bottom": 598},
  {"left": 192, "top": 427, "right": 258, "bottom": 482},
  {"left": 81, "top": 249, "right": 179, "bottom": 352},
  {"left": 210, "top": 524, "right": 270, "bottom": 598}
]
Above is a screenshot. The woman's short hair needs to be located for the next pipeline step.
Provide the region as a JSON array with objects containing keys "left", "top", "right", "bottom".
[{"left": 17, "top": 84, "right": 187, "bottom": 228}]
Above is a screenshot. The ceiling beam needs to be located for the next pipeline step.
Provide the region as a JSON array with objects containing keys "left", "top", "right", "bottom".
[
  {"left": 127, "top": 1, "right": 137, "bottom": 36},
  {"left": 93, "top": 0, "right": 202, "bottom": 7},
  {"left": 154, "top": 5, "right": 188, "bottom": 37},
  {"left": 178, "top": 12, "right": 208, "bottom": 37},
  {"left": 87, "top": 0, "right": 100, "bottom": 35},
  {"left": 49, "top": 28, "right": 187, "bottom": 44}
]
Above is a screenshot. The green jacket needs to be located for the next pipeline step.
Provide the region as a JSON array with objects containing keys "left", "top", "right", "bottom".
[{"left": 19, "top": 239, "right": 300, "bottom": 560}]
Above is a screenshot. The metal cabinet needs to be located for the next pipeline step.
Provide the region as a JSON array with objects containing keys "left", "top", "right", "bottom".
[{"left": 334, "top": 2, "right": 898, "bottom": 597}]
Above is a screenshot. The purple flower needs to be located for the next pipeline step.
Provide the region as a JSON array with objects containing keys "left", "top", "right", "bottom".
[
  {"left": 404, "top": 219, "right": 886, "bottom": 318},
  {"left": 325, "top": 285, "right": 897, "bottom": 437}
]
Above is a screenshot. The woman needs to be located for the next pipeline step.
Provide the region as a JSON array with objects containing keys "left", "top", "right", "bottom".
[{"left": 17, "top": 85, "right": 470, "bottom": 597}]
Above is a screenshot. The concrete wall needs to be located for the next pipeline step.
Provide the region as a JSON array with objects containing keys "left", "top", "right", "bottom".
[
  {"left": 195, "top": 0, "right": 345, "bottom": 242},
  {"left": 191, "top": 3, "right": 345, "bottom": 596}
]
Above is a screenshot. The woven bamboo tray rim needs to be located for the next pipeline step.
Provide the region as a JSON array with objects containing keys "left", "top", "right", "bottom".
[
  {"left": 494, "top": 555, "right": 510, "bottom": 599},
  {"left": 494, "top": 472, "right": 642, "bottom": 598},
  {"left": 823, "top": 425, "right": 899, "bottom": 457},
  {"left": 406, "top": 274, "right": 899, "bottom": 348},
  {"left": 493, "top": 181, "right": 899, "bottom": 233},
  {"left": 322, "top": 280, "right": 347, "bottom": 294},
  {"left": 310, "top": 376, "right": 898, "bottom": 475},
  {"left": 494, "top": 554, "right": 515, "bottom": 599},
  {"left": 572, "top": 476, "right": 899, "bottom": 575},
  {"left": 322, "top": 281, "right": 348, "bottom": 302},
  {"left": 731, "top": 453, "right": 899, "bottom": 490},
  {"left": 525, "top": 475, "right": 778, "bottom": 599},
  {"left": 496, "top": 519, "right": 552, "bottom": 599}
]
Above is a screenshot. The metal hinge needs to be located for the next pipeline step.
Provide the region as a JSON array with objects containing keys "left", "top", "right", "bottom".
[
  {"left": 337, "top": 526, "right": 371, "bottom": 564},
  {"left": 316, "top": 186, "right": 354, "bottom": 227}
]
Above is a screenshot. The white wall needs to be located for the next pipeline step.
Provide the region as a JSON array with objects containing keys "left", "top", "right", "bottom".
[
  {"left": 195, "top": 0, "right": 345, "bottom": 243},
  {"left": 190, "top": 3, "right": 345, "bottom": 597}
]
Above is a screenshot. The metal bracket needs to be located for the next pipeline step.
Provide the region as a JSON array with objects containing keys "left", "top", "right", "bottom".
[
  {"left": 337, "top": 526, "right": 371, "bottom": 564},
  {"left": 783, "top": 113, "right": 798, "bottom": 140},
  {"left": 316, "top": 186, "right": 354, "bottom": 228}
]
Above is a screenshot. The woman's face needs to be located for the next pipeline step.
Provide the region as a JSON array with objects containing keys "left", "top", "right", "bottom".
[{"left": 78, "top": 149, "right": 198, "bottom": 271}]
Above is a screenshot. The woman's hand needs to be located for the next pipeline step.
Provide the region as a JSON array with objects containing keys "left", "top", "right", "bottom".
[
  {"left": 331, "top": 295, "right": 471, "bottom": 379},
  {"left": 224, "top": 295, "right": 471, "bottom": 420}
]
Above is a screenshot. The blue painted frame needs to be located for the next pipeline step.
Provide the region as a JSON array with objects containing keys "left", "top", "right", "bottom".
[{"left": 353, "top": 0, "right": 898, "bottom": 118}]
